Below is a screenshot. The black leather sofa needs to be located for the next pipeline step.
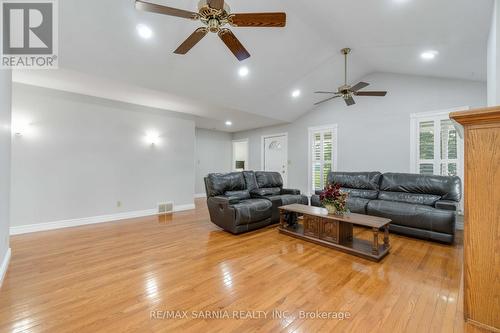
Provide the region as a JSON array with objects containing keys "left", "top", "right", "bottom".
[
  {"left": 205, "top": 171, "right": 308, "bottom": 234},
  {"left": 311, "top": 172, "right": 462, "bottom": 243}
]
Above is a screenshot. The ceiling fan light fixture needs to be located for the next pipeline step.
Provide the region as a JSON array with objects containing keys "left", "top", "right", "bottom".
[
  {"left": 135, "top": 0, "right": 286, "bottom": 61},
  {"left": 313, "top": 47, "right": 388, "bottom": 106}
]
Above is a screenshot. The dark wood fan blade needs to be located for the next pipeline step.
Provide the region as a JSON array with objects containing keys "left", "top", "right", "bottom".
[
  {"left": 174, "top": 28, "right": 208, "bottom": 54},
  {"left": 207, "top": 0, "right": 224, "bottom": 10},
  {"left": 350, "top": 82, "right": 369, "bottom": 92},
  {"left": 354, "top": 91, "right": 387, "bottom": 96},
  {"left": 230, "top": 13, "right": 286, "bottom": 27},
  {"left": 218, "top": 29, "right": 250, "bottom": 61},
  {"left": 345, "top": 96, "right": 356, "bottom": 106},
  {"left": 314, "top": 91, "right": 337, "bottom": 94},
  {"left": 314, "top": 95, "right": 341, "bottom": 106},
  {"left": 136, "top": 0, "right": 199, "bottom": 20}
]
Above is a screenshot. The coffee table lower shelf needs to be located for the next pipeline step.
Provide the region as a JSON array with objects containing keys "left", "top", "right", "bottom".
[{"left": 278, "top": 224, "right": 390, "bottom": 262}]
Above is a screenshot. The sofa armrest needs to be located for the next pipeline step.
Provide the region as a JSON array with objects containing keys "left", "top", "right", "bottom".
[
  {"left": 206, "top": 196, "right": 239, "bottom": 234},
  {"left": 314, "top": 190, "right": 323, "bottom": 195},
  {"left": 281, "top": 188, "right": 301, "bottom": 195},
  {"left": 435, "top": 200, "right": 459, "bottom": 211},
  {"left": 250, "top": 188, "right": 281, "bottom": 197},
  {"left": 210, "top": 196, "right": 240, "bottom": 206}
]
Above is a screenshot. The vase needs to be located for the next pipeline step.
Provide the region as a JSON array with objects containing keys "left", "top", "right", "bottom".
[{"left": 324, "top": 204, "right": 338, "bottom": 215}]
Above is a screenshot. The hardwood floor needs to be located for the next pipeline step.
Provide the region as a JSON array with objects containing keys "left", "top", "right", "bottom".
[{"left": 0, "top": 199, "right": 476, "bottom": 332}]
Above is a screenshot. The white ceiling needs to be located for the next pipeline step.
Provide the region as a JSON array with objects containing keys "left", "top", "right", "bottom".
[{"left": 13, "top": 0, "right": 493, "bottom": 132}]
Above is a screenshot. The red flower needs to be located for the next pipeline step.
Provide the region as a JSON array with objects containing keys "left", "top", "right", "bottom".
[{"left": 319, "top": 183, "right": 349, "bottom": 213}]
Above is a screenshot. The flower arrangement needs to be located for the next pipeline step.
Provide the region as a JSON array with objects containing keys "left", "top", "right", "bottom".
[{"left": 319, "top": 183, "right": 349, "bottom": 215}]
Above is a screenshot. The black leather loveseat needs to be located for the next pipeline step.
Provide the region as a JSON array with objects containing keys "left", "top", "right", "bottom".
[
  {"left": 311, "top": 172, "right": 461, "bottom": 243},
  {"left": 205, "top": 171, "right": 308, "bottom": 234}
]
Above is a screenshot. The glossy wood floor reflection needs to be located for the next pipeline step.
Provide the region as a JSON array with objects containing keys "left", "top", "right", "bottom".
[{"left": 0, "top": 199, "right": 474, "bottom": 332}]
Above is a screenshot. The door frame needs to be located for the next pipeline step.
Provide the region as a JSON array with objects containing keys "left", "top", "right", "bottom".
[
  {"left": 232, "top": 138, "right": 249, "bottom": 171},
  {"left": 261, "top": 133, "right": 288, "bottom": 185}
]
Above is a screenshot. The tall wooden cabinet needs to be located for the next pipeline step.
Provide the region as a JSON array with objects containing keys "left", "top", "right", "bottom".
[{"left": 450, "top": 107, "right": 500, "bottom": 332}]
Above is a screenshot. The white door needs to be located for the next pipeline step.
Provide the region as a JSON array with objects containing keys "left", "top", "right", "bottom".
[{"left": 263, "top": 135, "right": 288, "bottom": 186}]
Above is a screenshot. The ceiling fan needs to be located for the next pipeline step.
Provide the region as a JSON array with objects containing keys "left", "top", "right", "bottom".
[
  {"left": 135, "top": 0, "right": 286, "bottom": 61},
  {"left": 314, "top": 48, "right": 388, "bottom": 106}
]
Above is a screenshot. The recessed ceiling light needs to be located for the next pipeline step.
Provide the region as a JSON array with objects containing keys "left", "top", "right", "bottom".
[
  {"left": 225, "top": 121, "right": 233, "bottom": 126},
  {"left": 137, "top": 24, "right": 153, "bottom": 39},
  {"left": 238, "top": 66, "right": 249, "bottom": 77},
  {"left": 421, "top": 50, "right": 438, "bottom": 60},
  {"left": 291, "top": 89, "right": 301, "bottom": 98}
]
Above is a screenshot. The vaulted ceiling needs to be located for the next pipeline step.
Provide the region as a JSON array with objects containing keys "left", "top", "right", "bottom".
[{"left": 13, "top": 0, "right": 494, "bottom": 132}]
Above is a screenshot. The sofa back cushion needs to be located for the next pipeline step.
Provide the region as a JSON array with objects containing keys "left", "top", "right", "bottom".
[
  {"left": 255, "top": 172, "right": 283, "bottom": 188},
  {"left": 205, "top": 172, "right": 246, "bottom": 197},
  {"left": 380, "top": 173, "right": 462, "bottom": 202},
  {"left": 243, "top": 171, "right": 259, "bottom": 191},
  {"left": 378, "top": 191, "right": 442, "bottom": 206},
  {"left": 341, "top": 188, "right": 379, "bottom": 200},
  {"left": 327, "top": 172, "right": 382, "bottom": 190}
]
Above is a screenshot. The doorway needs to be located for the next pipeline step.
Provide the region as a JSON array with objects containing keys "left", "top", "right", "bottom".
[
  {"left": 261, "top": 133, "right": 288, "bottom": 186},
  {"left": 232, "top": 139, "right": 249, "bottom": 172}
]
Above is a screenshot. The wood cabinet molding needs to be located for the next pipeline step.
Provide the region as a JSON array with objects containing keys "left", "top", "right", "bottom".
[
  {"left": 450, "top": 106, "right": 500, "bottom": 125},
  {"left": 450, "top": 107, "right": 500, "bottom": 333}
]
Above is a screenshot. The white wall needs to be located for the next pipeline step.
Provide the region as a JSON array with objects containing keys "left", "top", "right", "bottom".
[
  {"left": 233, "top": 73, "right": 486, "bottom": 194},
  {"left": 488, "top": 0, "right": 500, "bottom": 106},
  {"left": 0, "top": 70, "right": 12, "bottom": 280},
  {"left": 11, "top": 84, "right": 196, "bottom": 228},
  {"left": 195, "top": 128, "right": 232, "bottom": 195}
]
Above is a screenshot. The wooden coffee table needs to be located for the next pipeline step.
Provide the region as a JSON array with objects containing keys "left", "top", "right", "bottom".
[{"left": 278, "top": 204, "right": 391, "bottom": 261}]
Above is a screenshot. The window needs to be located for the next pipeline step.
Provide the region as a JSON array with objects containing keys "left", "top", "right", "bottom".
[
  {"left": 308, "top": 125, "right": 338, "bottom": 194},
  {"left": 411, "top": 109, "right": 465, "bottom": 178}
]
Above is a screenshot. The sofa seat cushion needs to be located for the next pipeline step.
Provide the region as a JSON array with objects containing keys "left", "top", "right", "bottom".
[
  {"left": 311, "top": 195, "right": 369, "bottom": 214},
  {"left": 346, "top": 197, "right": 371, "bottom": 214},
  {"left": 262, "top": 194, "right": 308, "bottom": 206},
  {"left": 231, "top": 199, "right": 273, "bottom": 226},
  {"left": 251, "top": 188, "right": 281, "bottom": 197},
  {"left": 341, "top": 188, "right": 379, "bottom": 200},
  {"left": 367, "top": 200, "right": 455, "bottom": 235},
  {"left": 378, "top": 191, "right": 441, "bottom": 206}
]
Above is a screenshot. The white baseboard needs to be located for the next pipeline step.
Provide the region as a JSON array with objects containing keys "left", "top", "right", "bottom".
[
  {"left": 194, "top": 193, "right": 206, "bottom": 198},
  {"left": 0, "top": 248, "right": 11, "bottom": 288},
  {"left": 10, "top": 203, "right": 196, "bottom": 236},
  {"left": 174, "top": 204, "right": 196, "bottom": 212}
]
